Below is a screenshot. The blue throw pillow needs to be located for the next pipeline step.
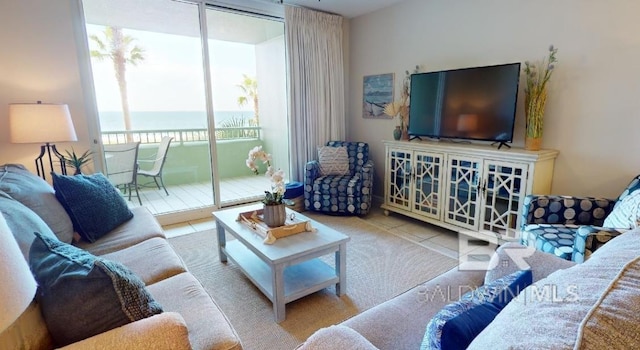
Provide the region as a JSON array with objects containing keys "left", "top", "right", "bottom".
[
  {"left": 29, "top": 232, "right": 162, "bottom": 346},
  {"left": 52, "top": 172, "right": 133, "bottom": 243},
  {"left": 421, "top": 269, "right": 533, "bottom": 350}
]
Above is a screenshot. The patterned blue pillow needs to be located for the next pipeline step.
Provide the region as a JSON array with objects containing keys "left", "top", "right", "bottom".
[
  {"left": 29, "top": 232, "right": 162, "bottom": 346},
  {"left": 421, "top": 269, "right": 532, "bottom": 350},
  {"left": 52, "top": 173, "right": 133, "bottom": 243}
]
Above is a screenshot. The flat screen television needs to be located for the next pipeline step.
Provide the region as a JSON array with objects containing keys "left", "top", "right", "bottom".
[{"left": 408, "top": 62, "right": 521, "bottom": 145}]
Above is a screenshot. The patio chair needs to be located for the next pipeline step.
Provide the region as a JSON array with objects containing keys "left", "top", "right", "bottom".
[
  {"left": 104, "top": 141, "right": 141, "bottom": 205},
  {"left": 137, "top": 136, "right": 173, "bottom": 196}
]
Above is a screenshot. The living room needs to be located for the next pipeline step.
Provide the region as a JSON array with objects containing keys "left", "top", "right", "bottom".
[
  {"left": 2, "top": 0, "right": 639, "bottom": 200},
  {"left": 2, "top": 0, "right": 640, "bottom": 349}
]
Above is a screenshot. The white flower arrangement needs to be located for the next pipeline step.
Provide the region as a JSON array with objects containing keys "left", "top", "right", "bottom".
[{"left": 246, "top": 145, "right": 285, "bottom": 205}]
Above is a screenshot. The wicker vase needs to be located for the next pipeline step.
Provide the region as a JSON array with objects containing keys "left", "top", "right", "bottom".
[
  {"left": 525, "top": 136, "right": 542, "bottom": 151},
  {"left": 524, "top": 87, "right": 547, "bottom": 151},
  {"left": 263, "top": 203, "right": 286, "bottom": 228}
]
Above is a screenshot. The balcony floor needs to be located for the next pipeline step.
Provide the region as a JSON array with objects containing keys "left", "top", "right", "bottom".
[{"left": 125, "top": 175, "right": 273, "bottom": 218}]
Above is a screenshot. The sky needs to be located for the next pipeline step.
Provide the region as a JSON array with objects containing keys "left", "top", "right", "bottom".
[{"left": 87, "top": 24, "right": 257, "bottom": 112}]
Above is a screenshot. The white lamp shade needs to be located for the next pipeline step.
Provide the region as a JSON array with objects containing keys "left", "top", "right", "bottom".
[
  {"left": 9, "top": 103, "right": 77, "bottom": 144},
  {"left": 0, "top": 213, "right": 37, "bottom": 332}
]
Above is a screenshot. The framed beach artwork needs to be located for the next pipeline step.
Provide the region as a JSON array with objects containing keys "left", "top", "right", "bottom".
[{"left": 363, "top": 73, "right": 394, "bottom": 119}]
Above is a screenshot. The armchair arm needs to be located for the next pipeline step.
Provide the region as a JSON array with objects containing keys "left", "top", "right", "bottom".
[
  {"left": 520, "top": 195, "right": 616, "bottom": 231},
  {"left": 60, "top": 312, "right": 190, "bottom": 350},
  {"left": 572, "top": 226, "right": 628, "bottom": 263},
  {"left": 353, "top": 160, "right": 374, "bottom": 214},
  {"left": 304, "top": 160, "right": 320, "bottom": 183}
]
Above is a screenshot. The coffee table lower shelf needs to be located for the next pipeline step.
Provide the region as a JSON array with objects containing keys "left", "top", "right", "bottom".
[{"left": 223, "top": 240, "right": 339, "bottom": 310}]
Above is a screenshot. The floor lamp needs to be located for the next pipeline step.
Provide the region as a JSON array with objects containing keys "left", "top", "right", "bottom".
[{"left": 9, "top": 101, "right": 78, "bottom": 180}]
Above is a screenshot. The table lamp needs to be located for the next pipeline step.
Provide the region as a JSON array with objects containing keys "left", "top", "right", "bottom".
[
  {"left": 9, "top": 101, "right": 78, "bottom": 180},
  {"left": 0, "top": 213, "right": 37, "bottom": 334}
]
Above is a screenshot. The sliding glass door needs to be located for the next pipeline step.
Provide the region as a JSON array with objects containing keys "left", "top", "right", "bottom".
[
  {"left": 205, "top": 8, "right": 288, "bottom": 208},
  {"left": 81, "top": 0, "right": 288, "bottom": 224}
]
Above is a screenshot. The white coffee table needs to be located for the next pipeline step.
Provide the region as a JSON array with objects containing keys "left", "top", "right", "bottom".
[{"left": 213, "top": 204, "right": 350, "bottom": 322}]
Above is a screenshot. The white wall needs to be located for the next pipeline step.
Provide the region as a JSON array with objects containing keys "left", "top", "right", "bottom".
[
  {"left": 0, "top": 0, "right": 91, "bottom": 176},
  {"left": 348, "top": 0, "right": 640, "bottom": 199}
]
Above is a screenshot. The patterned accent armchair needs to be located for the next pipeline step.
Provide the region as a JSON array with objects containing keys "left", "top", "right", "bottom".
[
  {"left": 520, "top": 175, "right": 640, "bottom": 262},
  {"left": 304, "top": 141, "right": 374, "bottom": 216}
]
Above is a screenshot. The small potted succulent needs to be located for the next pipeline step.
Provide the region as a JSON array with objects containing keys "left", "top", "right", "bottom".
[{"left": 64, "top": 148, "right": 93, "bottom": 175}]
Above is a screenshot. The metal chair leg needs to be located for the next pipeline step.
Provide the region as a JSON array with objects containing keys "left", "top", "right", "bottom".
[{"left": 158, "top": 176, "right": 169, "bottom": 196}]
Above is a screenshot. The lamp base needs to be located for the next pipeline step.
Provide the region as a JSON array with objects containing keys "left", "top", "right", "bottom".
[{"left": 35, "top": 143, "right": 67, "bottom": 180}]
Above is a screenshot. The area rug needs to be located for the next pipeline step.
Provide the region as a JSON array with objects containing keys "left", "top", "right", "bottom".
[{"left": 168, "top": 214, "right": 457, "bottom": 350}]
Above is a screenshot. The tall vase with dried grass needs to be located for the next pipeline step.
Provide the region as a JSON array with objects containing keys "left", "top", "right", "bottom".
[{"left": 524, "top": 45, "right": 558, "bottom": 151}]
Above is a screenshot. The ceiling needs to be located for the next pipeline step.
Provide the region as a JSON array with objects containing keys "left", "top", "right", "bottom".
[{"left": 283, "top": 0, "right": 407, "bottom": 18}]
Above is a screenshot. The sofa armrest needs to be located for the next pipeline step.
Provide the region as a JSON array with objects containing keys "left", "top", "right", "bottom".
[
  {"left": 59, "top": 312, "right": 190, "bottom": 350},
  {"left": 520, "top": 195, "right": 616, "bottom": 230},
  {"left": 484, "top": 242, "right": 576, "bottom": 284},
  {"left": 572, "top": 226, "right": 628, "bottom": 263},
  {"left": 296, "top": 325, "right": 379, "bottom": 350}
]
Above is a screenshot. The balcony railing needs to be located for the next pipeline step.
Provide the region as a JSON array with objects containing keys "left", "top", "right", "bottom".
[{"left": 101, "top": 127, "right": 261, "bottom": 145}]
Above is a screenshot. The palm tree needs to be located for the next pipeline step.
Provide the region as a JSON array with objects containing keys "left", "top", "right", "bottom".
[
  {"left": 236, "top": 74, "right": 259, "bottom": 125},
  {"left": 89, "top": 26, "right": 145, "bottom": 140}
]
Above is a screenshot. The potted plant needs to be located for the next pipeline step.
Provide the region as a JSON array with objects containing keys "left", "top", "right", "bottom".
[
  {"left": 64, "top": 148, "right": 93, "bottom": 175},
  {"left": 524, "top": 45, "right": 558, "bottom": 151}
]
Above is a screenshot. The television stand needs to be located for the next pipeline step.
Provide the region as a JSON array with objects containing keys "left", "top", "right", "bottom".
[
  {"left": 381, "top": 140, "right": 559, "bottom": 243},
  {"left": 492, "top": 141, "right": 511, "bottom": 150}
]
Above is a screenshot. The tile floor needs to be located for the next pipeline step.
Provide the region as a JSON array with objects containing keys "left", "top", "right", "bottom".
[{"left": 162, "top": 204, "right": 495, "bottom": 263}]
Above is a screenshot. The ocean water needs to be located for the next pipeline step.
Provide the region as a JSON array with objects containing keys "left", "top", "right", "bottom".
[{"left": 99, "top": 110, "right": 255, "bottom": 131}]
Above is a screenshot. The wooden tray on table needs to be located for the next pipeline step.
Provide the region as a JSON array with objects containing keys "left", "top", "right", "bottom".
[{"left": 236, "top": 208, "right": 315, "bottom": 244}]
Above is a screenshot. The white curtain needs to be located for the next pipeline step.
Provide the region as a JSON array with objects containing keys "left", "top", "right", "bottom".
[{"left": 285, "top": 5, "right": 345, "bottom": 182}]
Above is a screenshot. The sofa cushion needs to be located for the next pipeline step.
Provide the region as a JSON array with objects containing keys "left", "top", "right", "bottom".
[
  {"left": 0, "top": 191, "right": 58, "bottom": 258},
  {"left": 468, "top": 228, "right": 640, "bottom": 349},
  {"left": 574, "top": 256, "right": 640, "bottom": 348},
  {"left": 0, "top": 164, "right": 74, "bottom": 243},
  {"left": 52, "top": 172, "right": 133, "bottom": 243},
  {"left": 146, "top": 272, "right": 243, "bottom": 350},
  {"left": 297, "top": 325, "right": 379, "bottom": 350},
  {"left": 101, "top": 237, "right": 187, "bottom": 285},
  {"left": 603, "top": 188, "right": 640, "bottom": 229},
  {"left": 422, "top": 269, "right": 532, "bottom": 350},
  {"left": 318, "top": 146, "right": 350, "bottom": 176},
  {"left": 74, "top": 206, "right": 165, "bottom": 255},
  {"left": 29, "top": 232, "right": 163, "bottom": 347}
]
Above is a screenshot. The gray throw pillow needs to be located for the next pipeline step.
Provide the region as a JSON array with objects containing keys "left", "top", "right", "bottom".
[
  {"left": 52, "top": 172, "right": 133, "bottom": 243},
  {"left": 0, "top": 191, "right": 58, "bottom": 259},
  {"left": 29, "top": 232, "right": 163, "bottom": 346},
  {"left": 0, "top": 164, "right": 74, "bottom": 243}
]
